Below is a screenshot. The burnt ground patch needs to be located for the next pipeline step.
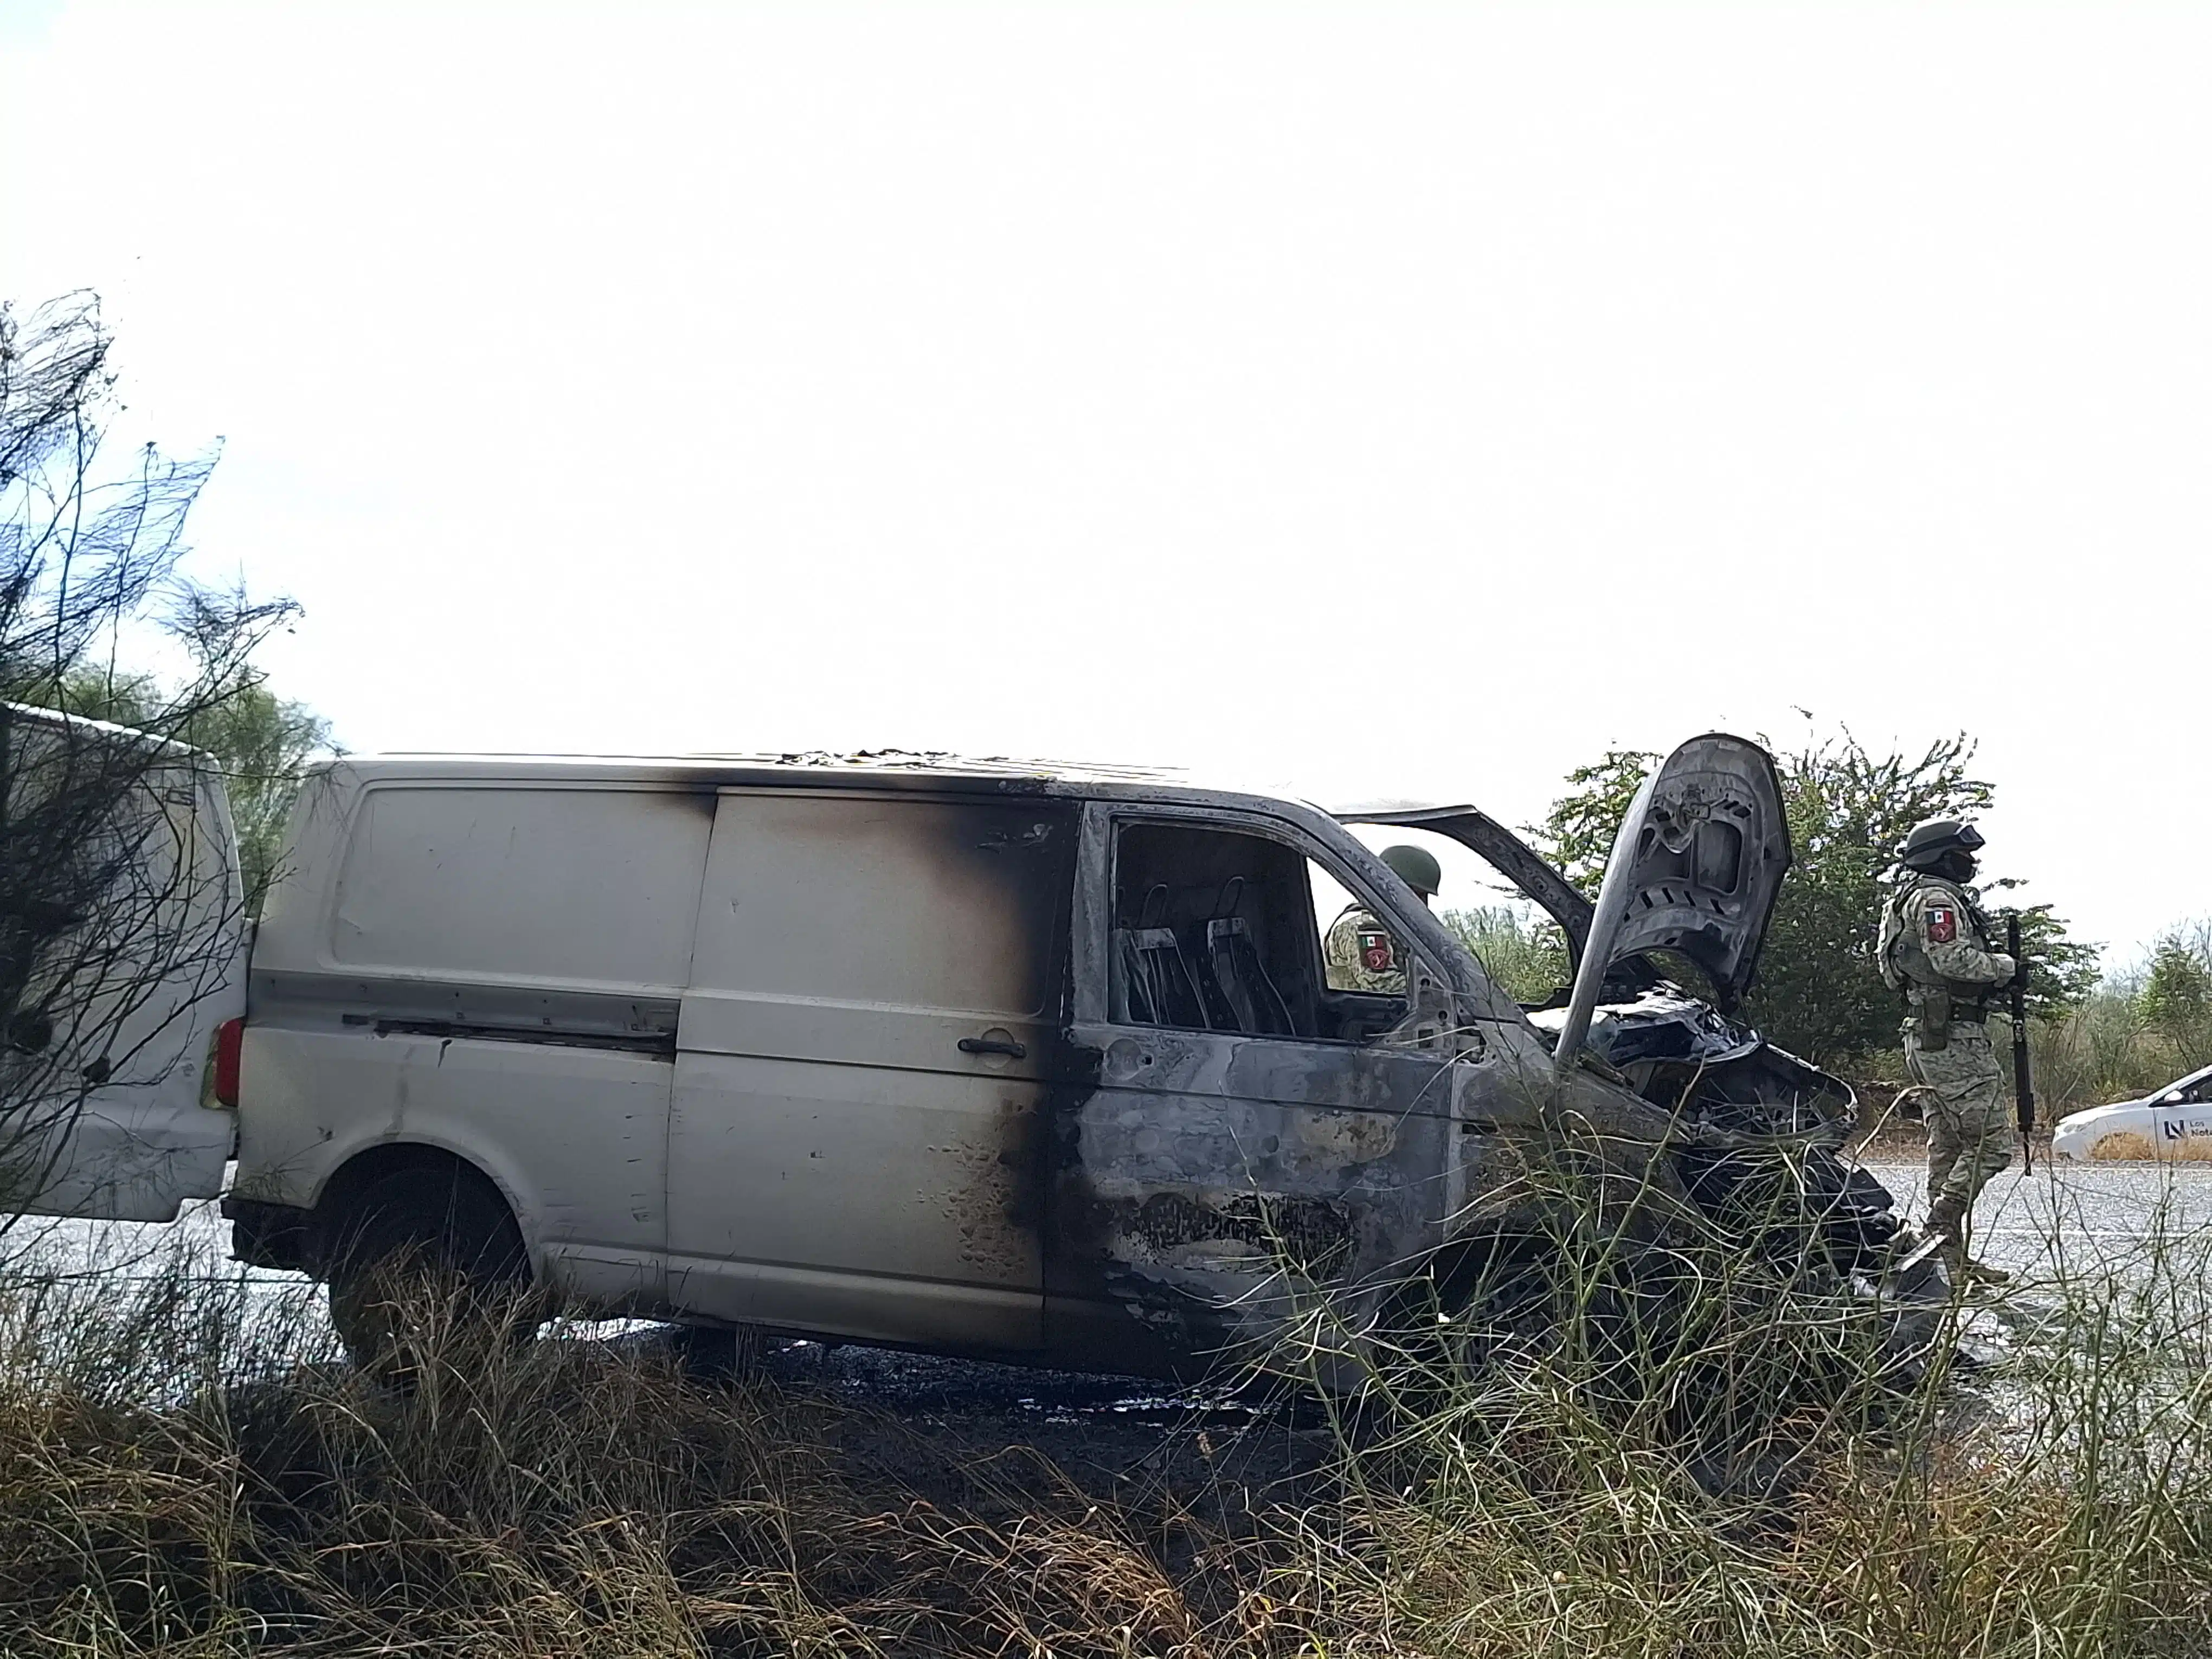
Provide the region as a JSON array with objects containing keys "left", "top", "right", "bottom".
[{"left": 725, "top": 1334, "right": 1338, "bottom": 1539}]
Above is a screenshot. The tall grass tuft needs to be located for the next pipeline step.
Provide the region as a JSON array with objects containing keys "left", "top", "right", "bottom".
[
  {"left": 0, "top": 1229, "right": 1299, "bottom": 1656},
  {"left": 1272, "top": 1139, "right": 2212, "bottom": 1657}
]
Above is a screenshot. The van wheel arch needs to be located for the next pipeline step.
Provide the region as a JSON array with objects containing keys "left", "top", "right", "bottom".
[
  {"left": 313, "top": 1145, "right": 535, "bottom": 1370},
  {"left": 313, "top": 1143, "right": 530, "bottom": 1268}
]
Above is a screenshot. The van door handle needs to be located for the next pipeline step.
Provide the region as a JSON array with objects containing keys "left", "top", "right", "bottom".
[{"left": 959, "top": 1034, "right": 1027, "bottom": 1059}]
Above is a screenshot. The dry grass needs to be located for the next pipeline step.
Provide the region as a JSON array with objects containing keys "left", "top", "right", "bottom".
[
  {"left": 0, "top": 1236, "right": 1316, "bottom": 1657},
  {"left": 8, "top": 1203, "right": 2212, "bottom": 1657}
]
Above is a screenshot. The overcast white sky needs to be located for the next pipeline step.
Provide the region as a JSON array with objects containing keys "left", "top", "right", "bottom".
[{"left": 2, "top": 2, "right": 2206, "bottom": 966}]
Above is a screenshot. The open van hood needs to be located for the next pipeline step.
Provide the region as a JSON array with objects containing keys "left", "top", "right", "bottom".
[
  {"left": 1336, "top": 732, "right": 1790, "bottom": 1010},
  {"left": 1575, "top": 732, "right": 1790, "bottom": 1010},
  {"left": 1548, "top": 732, "right": 1789, "bottom": 1071}
]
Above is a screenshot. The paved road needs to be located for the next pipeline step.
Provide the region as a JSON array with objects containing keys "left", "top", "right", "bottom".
[
  {"left": 1857, "top": 1156, "right": 2212, "bottom": 1282},
  {"left": 6, "top": 1190, "right": 269, "bottom": 1282}
]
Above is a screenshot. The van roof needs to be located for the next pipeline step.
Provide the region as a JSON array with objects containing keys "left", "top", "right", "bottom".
[
  {"left": 325, "top": 750, "right": 1470, "bottom": 822},
  {"left": 1, "top": 699, "right": 212, "bottom": 761},
  {"left": 341, "top": 748, "right": 1171, "bottom": 784},
  {"left": 328, "top": 747, "right": 1362, "bottom": 805}
]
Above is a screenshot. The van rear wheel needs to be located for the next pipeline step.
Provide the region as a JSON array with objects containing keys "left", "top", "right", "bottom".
[{"left": 324, "top": 1168, "right": 533, "bottom": 1377}]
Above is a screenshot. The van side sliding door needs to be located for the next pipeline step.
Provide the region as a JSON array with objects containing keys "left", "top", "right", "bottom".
[{"left": 668, "top": 790, "right": 1076, "bottom": 1352}]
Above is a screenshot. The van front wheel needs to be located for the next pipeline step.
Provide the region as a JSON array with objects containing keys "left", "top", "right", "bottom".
[{"left": 324, "top": 1167, "right": 533, "bottom": 1377}]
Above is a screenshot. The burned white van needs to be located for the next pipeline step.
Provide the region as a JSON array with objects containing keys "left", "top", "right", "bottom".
[{"left": 21, "top": 731, "right": 1896, "bottom": 1374}]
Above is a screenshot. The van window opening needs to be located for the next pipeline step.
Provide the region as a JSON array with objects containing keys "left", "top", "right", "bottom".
[{"left": 1108, "top": 822, "right": 1411, "bottom": 1046}]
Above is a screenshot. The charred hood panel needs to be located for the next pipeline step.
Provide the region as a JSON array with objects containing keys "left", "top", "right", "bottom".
[{"left": 1587, "top": 734, "right": 1789, "bottom": 1011}]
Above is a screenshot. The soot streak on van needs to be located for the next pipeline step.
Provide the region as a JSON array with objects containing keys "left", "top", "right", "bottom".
[{"left": 884, "top": 785, "right": 1072, "bottom": 1301}]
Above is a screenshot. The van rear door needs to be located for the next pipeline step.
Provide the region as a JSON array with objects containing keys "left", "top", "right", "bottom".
[{"left": 2, "top": 711, "right": 247, "bottom": 1223}]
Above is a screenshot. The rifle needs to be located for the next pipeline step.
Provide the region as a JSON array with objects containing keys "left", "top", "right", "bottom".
[{"left": 2009, "top": 911, "right": 2035, "bottom": 1174}]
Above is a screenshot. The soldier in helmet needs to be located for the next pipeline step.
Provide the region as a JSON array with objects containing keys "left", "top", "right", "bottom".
[
  {"left": 1877, "top": 818, "right": 2021, "bottom": 1283},
  {"left": 1325, "top": 844, "right": 1441, "bottom": 994}
]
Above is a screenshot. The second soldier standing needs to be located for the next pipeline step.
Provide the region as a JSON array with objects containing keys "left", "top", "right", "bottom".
[{"left": 1877, "top": 818, "right": 2022, "bottom": 1284}]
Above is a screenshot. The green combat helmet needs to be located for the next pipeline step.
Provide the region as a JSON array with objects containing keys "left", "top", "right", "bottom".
[
  {"left": 1896, "top": 819, "right": 1986, "bottom": 873},
  {"left": 1380, "top": 844, "right": 1442, "bottom": 899}
]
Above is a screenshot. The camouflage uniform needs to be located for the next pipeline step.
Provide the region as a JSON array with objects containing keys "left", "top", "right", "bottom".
[
  {"left": 1878, "top": 874, "right": 2018, "bottom": 1252},
  {"left": 1324, "top": 904, "right": 1407, "bottom": 994}
]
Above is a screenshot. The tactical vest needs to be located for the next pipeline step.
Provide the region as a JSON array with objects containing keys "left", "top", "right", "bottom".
[{"left": 1877, "top": 873, "right": 1999, "bottom": 1015}]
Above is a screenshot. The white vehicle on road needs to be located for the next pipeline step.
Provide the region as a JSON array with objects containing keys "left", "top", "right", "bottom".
[{"left": 2053, "top": 1064, "right": 2212, "bottom": 1161}]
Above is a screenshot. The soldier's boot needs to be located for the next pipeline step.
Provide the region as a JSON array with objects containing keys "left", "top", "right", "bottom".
[
  {"left": 1925, "top": 1193, "right": 2010, "bottom": 1287},
  {"left": 1922, "top": 1191, "right": 1964, "bottom": 1250},
  {"left": 1933, "top": 1231, "right": 2011, "bottom": 1285},
  {"left": 1953, "top": 1255, "right": 2012, "bottom": 1288}
]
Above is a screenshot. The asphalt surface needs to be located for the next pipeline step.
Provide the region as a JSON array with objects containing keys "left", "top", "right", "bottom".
[
  {"left": 6, "top": 1188, "right": 281, "bottom": 1286},
  {"left": 1857, "top": 1154, "right": 2212, "bottom": 1281}
]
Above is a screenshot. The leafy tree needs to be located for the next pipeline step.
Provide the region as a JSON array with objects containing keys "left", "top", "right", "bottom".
[
  {"left": 1532, "top": 749, "right": 1657, "bottom": 893},
  {"left": 1532, "top": 730, "right": 2100, "bottom": 1064},
  {"left": 190, "top": 684, "right": 331, "bottom": 912},
  {"left": 2139, "top": 936, "right": 2212, "bottom": 1049}
]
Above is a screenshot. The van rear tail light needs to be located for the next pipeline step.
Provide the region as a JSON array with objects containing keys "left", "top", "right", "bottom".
[{"left": 213, "top": 1017, "right": 245, "bottom": 1108}]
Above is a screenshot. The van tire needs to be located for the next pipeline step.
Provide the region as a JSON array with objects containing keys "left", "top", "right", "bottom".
[
  {"left": 323, "top": 1166, "right": 532, "bottom": 1377},
  {"left": 1375, "top": 1237, "right": 1560, "bottom": 1393}
]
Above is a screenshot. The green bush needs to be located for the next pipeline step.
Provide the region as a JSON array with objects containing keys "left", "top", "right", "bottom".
[{"left": 1441, "top": 904, "right": 1570, "bottom": 1006}]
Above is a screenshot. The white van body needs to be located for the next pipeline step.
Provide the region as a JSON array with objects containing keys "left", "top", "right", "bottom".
[
  {"left": 207, "top": 742, "right": 1883, "bottom": 1377},
  {"left": 218, "top": 753, "right": 1547, "bottom": 1369},
  {"left": 2, "top": 705, "right": 247, "bottom": 1222}
]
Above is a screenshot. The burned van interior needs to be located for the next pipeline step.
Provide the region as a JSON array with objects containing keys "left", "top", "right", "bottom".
[{"left": 1109, "top": 824, "right": 1409, "bottom": 1045}]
